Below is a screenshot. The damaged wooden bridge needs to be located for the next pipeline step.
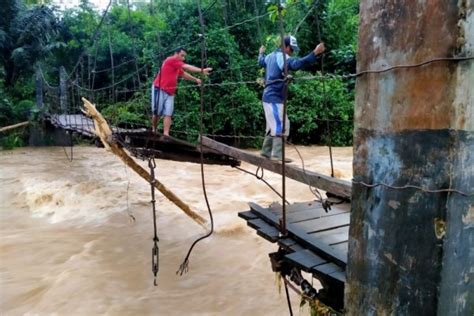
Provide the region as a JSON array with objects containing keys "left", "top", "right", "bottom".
[
  {"left": 239, "top": 201, "right": 349, "bottom": 311},
  {"left": 48, "top": 102, "right": 353, "bottom": 312},
  {"left": 202, "top": 136, "right": 352, "bottom": 312},
  {"left": 45, "top": 113, "right": 239, "bottom": 166}
]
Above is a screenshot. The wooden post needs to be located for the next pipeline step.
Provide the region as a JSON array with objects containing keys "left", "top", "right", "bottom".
[
  {"left": 35, "top": 67, "right": 43, "bottom": 110},
  {"left": 346, "top": 1, "right": 473, "bottom": 315},
  {"left": 59, "top": 66, "right": 68, "bottom": 113},
  {"left": 81, "top": 97, "right": 207, "bottom": 228}
]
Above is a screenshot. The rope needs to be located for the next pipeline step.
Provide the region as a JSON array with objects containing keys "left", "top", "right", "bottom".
[{"left": 177, "top": 0, "right": 215, "bottom": 276}]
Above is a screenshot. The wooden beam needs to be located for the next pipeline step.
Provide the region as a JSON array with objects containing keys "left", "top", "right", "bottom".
[
  {"left": 201, "top": 136, "right": 352, "bottom": 199},
  {"left": 0, "top": 121, "right": 29, "bottom": 133},
  {"left": 81, "top": 97, "right": 207, "bottom": 228}
]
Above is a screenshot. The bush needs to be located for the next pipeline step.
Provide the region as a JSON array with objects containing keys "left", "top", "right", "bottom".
[
  {"left": 288, "top": 72, "right": 354, "bottom": 145},
  {"left": 1, "top": 132, "right": 25, "bottom": 150},
  {"left": 101, "top": 93, "right": 149, "bottom": 128}
]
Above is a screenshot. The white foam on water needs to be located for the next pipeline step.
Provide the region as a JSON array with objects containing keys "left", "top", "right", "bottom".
[{"left": 19, "top": 178, "right": 131, "bottom": 225}]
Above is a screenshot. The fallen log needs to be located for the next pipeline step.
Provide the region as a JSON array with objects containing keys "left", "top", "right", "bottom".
[
  {"left": 81, "top": 97, "right": 207, "bottom": 228},
  {"left": 0, "top": 121, "right": 29, "bottom": 133}
]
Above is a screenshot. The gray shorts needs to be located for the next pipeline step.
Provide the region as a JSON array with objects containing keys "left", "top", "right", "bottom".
[{"left": 151, "top": 86, "right": 174, "bottom": 116}]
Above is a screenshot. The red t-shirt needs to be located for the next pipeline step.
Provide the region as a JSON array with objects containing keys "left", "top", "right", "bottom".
[{"left": 153, "top": 56, "right": 185, "bottom": 95}]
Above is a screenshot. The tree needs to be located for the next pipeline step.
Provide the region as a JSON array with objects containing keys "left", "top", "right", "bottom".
[{"left": 0, "top": 0, "right": 62, "bottom": 87}]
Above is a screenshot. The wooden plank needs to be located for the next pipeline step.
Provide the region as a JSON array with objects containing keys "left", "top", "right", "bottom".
[
  {"left": 287, "top": 207, "right": 349, "bottom": 224},
  {"left": 295, "top": 213, "right": 351, "bottom": 234},
  {"left": 313, "top": 262, "right": 344, "bottom": 276},
  {"left": 329, "top": 270, "right": 346, "bottom": 283},
  {"left": 247, "top": 218, "right": 269, "bottom": 230},
  {"left": 279, "top": 238, "right": 298, "bottom": 249},
  {"left": 285, "top": 249, "right": 327, "bottom": 271},
  {"left": 311, "top": 226, "right": 349, "bottom": 246},
  {"left": 202, "top": 136, "right": 351, "bottom": 199},
  {"left": 249, "top": 202, "right": 347, "bottom": 267},
  {"left": 238, "top": 210, "right": 259, "bottom": 221},
  {"left": 289, "top": 243, "right": 305, "bottom": 253},
  {"left": 331, "top": 241, "right": 349, "bottom": 262},
  {"left": 114, "top": 132, "right": 240, "bottom": 166},
  {"left": 278, "top": 238, "right": 306, "bottom": 252},
  {"left": 269, "top": 201, "right": 325, "bottom": 214},
  {"left": 257, "top": 226, "right": 280, "bottom": 242}
]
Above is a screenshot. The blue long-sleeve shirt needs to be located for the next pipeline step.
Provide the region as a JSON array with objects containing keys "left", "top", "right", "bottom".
[{"left": 258, "top": 48, "right": 318, "bottom": 103}]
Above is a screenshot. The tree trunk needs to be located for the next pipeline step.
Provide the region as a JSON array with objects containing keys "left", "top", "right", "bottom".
[{"left": 81, "top": 97, "right": 207, "bottom": 228}]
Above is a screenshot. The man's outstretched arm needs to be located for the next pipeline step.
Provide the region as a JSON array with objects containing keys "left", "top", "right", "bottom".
[
  {"left": 182, "top": 64, "right": 212, "bottom": 75},
  {"left": 287, "top": 43, "right": 326, "bottom": 71},
  {"left": 181, "top": 71, "right": 202, "bottom": 85}
]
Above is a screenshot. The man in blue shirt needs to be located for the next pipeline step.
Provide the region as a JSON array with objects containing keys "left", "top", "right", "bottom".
[{"left": 258, "top": 35, "right": 325, "bottom": 161}]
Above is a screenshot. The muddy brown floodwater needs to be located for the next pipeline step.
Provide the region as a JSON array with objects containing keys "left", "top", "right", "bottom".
[{"left": 0, "top": 145, "right": 352, "bottom": 315}]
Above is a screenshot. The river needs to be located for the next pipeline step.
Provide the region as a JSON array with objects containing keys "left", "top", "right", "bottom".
[{"left": 0, "top": 145, "right": 352, "bottom": 315}]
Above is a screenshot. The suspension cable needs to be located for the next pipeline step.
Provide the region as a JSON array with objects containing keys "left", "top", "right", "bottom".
[{"left": 67, "top": 0, "right": 113, "bottom": 80}]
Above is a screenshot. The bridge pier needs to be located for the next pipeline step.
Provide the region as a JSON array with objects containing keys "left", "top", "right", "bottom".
[
  {"left": 346, "top": 1, "right": 473, "bottom": 315},
  {"left": 28, "top": 121, "right": 73, "bottom": 147}
]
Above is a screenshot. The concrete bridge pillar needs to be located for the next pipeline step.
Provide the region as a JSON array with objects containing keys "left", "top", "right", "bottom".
[{"left": 346, "top": 1, "right": 473, "bottom": 314}]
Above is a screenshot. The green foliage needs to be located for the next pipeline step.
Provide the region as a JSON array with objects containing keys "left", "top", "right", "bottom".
[
  {"left": 1, "top": 0, "right": 359, "bottom": 147},
  {"left": 101, "top": 93, "right": 148, "bottom": 127},
  {"left": 0, "top": 132, "right": 24, "bottom": 150},
  {"left": 0, "top": 88, "right": 14, "bottom": 126},
  {"left": 288, "top": 71, "right": 353, "bottom": 145}
]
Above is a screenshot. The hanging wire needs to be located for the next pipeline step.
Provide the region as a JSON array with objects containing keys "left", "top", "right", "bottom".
[
  {"left": 122, "top": 162, "right": 136, "bottom": 222},
  {"left": 177, "top": 0, "right": 215, "bottom": 276},
  {"left": 352, "top": 180, "right": 473, "bottom": 197},
  {"left": 252, "top": 0, "right": 264, "bottom": 44},
  {"left": 288, "top": 142, "right": 324, "bottom": 203},
  {"left": 67, "top": 0, "right": 113, "bottom": 80},
  {"left": 314, "top": 1, "right": 335, "bottom": 178},
  {"left": 232, "top": 165, "right": 291, "bottom": 205},
  {"left": 277, "top": 0, "right": 289, "bottom": 235}
]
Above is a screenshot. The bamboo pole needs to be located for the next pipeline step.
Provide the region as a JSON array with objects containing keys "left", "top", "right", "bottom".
[
  {"left": 0, "top": 121, "right": 29, "bottom": 133},
  {"left": 81, "top": 97, "right": 207, "bottom": 228}
]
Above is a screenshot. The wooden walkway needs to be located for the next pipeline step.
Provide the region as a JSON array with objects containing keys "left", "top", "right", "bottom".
[
  {"left": 47, "top": 114, "right": 147, "bottom": 137},
  {"left": 239, "top": 200, "right": 350, "bottom": 311},
  {"left": 202, "top": 136, "right": 351, "bottom": 199},
  {"left": 46, "top": 114, "right": 239, "bottom": 166},
  {"left": 48, "top": 114, "right": 96, "bottom": 137}
]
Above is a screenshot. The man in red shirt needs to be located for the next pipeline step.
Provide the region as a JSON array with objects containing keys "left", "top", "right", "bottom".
[{"left": 151, "top": 48, "right": 212, "bottom": 135}]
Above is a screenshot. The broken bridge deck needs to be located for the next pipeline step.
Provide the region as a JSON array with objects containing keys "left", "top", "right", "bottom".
[{"left": 239, "top": 200, "right": 350, "bottom": 311}]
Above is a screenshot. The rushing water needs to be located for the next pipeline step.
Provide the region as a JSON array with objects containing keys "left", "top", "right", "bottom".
[{"left": 0, "top": 146, "right": 352, "bottom": 315}]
